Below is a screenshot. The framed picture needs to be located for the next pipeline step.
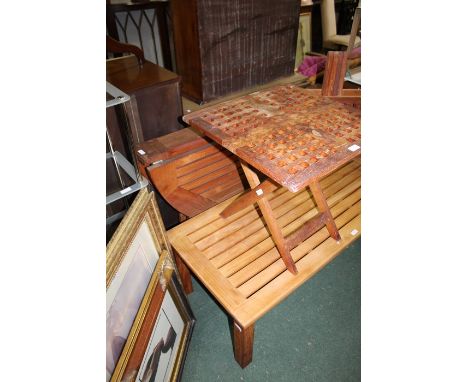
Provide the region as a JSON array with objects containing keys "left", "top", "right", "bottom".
[
  {"left": 117, "top": 255, "right": 195, "bottom": 382},
  {"left": 295, "top": 11, "right": 312, "bottom": 68},
  {"left": 106, "top": 188, "right": 175, "bottom": 382}
]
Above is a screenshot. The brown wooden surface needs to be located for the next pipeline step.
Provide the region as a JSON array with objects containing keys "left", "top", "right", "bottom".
[
  {"left": 241, "top": 162, "right": 298, "bottom": 275},
  {"left": 168, "top": 159, "right": 361, "bottom": 366},
  {"left": 107, "top": 55, "right": 184, "bottom": 142},
  {"left": 107, "top": 55, "right": 180, "bottom": 94},
  {"left": 346, "top": 5, "right": 361, "bottom": 55},
  {"left": 136, "top": 128, "right": 207, "bottom": 167},
  {"left": 309, "top": 180, "right": 341, "bottom": 240},
  {"left": 174, "top": 248, "right": 194, "bottom": 294},
  {"left": 220, "top": 178, "right": 279, "bottom": 218},
  {"left": 170, "top": 0, "right": 203, "bottom": 102},
  {"left": 171, "top": 0, "right": 301, "bottom": 103},
  {"left": 285, "top": 212, "right": 326, "bottom": 250},
  {"left": 122, "top": 283, "right": 166, "bottom": 380},
  {"left": 233, "top": 322, "right": 254, "bottom": 368},
  {"left": 322, "top": 51, "right": 348, "bottom": 96},
  {"left": 184, "top": 84, "right": 361, "bottom": 192},
  {"left": 138, "top": 129, "right": 247, "bottom": 217},
  {"left": 106, "top": 35, "right": 145, "bottom": 64}
]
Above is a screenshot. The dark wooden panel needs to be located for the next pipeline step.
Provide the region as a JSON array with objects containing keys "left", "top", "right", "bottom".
[
  {"left": 106, "top": 55, "right": 184, "bottom": 142},
  {"left": 134, "top": 81, "right": 183, "bottom": 141},
  {"left": 170, "top": 0, "right": 203, "bottom": 101},
  {"left": 171, "top": 0, "right": 301, "bottom": 103}
]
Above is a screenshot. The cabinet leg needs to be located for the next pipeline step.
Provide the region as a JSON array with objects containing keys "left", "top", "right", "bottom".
[
  {"left": 233, "top": 321, "right": 254, "bottom": 368},
  {"left": 173, "top": 250, "right": 193, "bottom": 294}
]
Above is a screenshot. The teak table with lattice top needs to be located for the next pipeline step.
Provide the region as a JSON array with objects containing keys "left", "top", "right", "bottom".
[{"left": 183, "top": 85, "right": 361, "bottom": 274}]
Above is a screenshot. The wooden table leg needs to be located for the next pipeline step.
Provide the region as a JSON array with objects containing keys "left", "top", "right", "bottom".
[
  {"left": 309, "top": 180, "right": 341, "bottom": 241},
  {"left": 233, "top": 321, "right": 254, "bottom": 368},
  {"left": 240, "top": 162, "right": 298, "bottom": 275},
  {"left": 220, "top": 179, "right": 279, "bottom": 218},
  {"left": 173, "top": 249, "right": 193, "bottom": 294}
]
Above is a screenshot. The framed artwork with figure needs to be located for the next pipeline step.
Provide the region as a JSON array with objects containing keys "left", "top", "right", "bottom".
[
  {"left": 106, "top": 188, "right": 194, "bottom": 382},
  {"left": 112, "top": 249, "right": 195, "bottom": 382}
]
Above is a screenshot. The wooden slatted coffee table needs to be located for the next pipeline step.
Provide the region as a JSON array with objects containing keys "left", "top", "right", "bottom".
[
  {"left": 168, "top": 158, "right": 361, "bottom": 367},
  {"left": 183, "top": 85, "right": 361, "bottom": 275}
]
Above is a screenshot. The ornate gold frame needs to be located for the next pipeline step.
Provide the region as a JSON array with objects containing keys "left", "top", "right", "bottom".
[
  {"left": 106, "top": 188, "right": 170, "bottom": 288},
  {"left": 107, "top": 189, "right": 195, "bottom": 382},
  {"left": 117, "top": 254, "right": 195, "bottom": 382}
]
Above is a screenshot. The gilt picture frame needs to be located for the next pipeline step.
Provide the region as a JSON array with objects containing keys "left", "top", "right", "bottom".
[
  {"left": 117, "top": 256, "right": 195, "bottom": 382},
  {"left": 106, "top": 188, "right": 174, "bottom": 382}
]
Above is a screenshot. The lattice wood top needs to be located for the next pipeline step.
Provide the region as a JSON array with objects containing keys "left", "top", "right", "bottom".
[{"left": 183, "top": 85, "right": 361, "bottom": 192}]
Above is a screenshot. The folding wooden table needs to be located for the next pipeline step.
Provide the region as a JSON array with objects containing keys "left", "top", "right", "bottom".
[{"left": 183, "top": 85, "right": 361, "bottom": 274}]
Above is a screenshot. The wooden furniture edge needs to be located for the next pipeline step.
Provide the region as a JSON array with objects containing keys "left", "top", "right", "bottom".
[
  {"left": 167, "top": 193, "right": 244, "bottom": 238},
  {"left": 168, "top": 236, "right": 247, "bottom": 313},
  {"left": 232, "top": 215, "right": 361, "bottom": 328}
]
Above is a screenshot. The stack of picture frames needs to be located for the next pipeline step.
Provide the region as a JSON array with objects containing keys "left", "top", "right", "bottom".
[{"left": 106, "top": 188, "right": 195, "bottom": 382}]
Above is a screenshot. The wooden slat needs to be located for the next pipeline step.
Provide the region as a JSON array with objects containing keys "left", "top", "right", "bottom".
[
  {"left": 217, "top": 180, "right": 360, "bottom": 280},
  {"left": 195, "top": 208, "right": 262, "bottom": 251},
  {"left": 279, "top": 182, "right": 360, "bottom": 239},
  {"left": 233, "top": 197, "right": 361, "bottom": 293},
  {"left": 179, "top": 159, "right": 239, "bottom": 189},
  {"left": 167, "top": 193, "right": 244, "bottom": 239},
  {"left": 224, "top": 189, "right": 360, "bottom": 282},
  {"left": 268, "top": 160, "right": 359, "bottom": 213},
  {"left": 185, "top": 180, "right": 289, "bottom": 243},
  {"left": 285, "top": 213, "right": 326, "bottom": 251},
  {"left": 232, "top": 215, "right": 361, "bottom": 328},
  {"left": 220, "top": 179, "right": 279, "bottom": 218},
  {"left": 187, "top": 166, "right": 242, "bottom": 194},
  {"left": 164, "top": 187, "right": 217, "bottom": 217},
  {"left": 211, "top": 223, "right": 275, "bottom": 269},
  {"left": 240, "top": 162, "right": 298, "bottom": 274},
  {"left": 178, "top": 161, "right": 360, "bottom": 244},
  {"left": 309, "top": 180, "right": 341, "bottom": 241},
  {"left": 203, "top": 174, "right": 360, "bottom": 259},
  {"left": 188, "top": 205, "right": 258, "bottom": 243},
  {"left": 175, "top": 144, "right": 222, "bottom": 167},
  {"left": 200, "top": 175, "right": 247, "bottom": 202},
  {"left": 168, "top": 161, "right": 362, "bottom": 330},
  {"left": 275, "top": 168, "right": 361, "bottom": 220},
  {"left": 171, "top": 236, "right": 246, "bottom": 312},
  {"left": 177, "top": 150, "right": 236, "bottom": 179},
  {"left": 203, "top": 163, "right": 360, "bottom": 250},
  {"left": 322, "top": 51, "right": 348, "bottom": 96}
]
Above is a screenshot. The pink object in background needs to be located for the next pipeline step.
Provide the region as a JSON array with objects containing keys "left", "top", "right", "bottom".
[
  {"left": 298, "top": 47, "right": 361, "bottom": 78},
  {"left": 297, "top": 56, "right": 327, "bottom": 78}
]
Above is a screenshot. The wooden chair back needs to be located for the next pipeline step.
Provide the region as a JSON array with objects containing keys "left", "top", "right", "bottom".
[
  {"left": 106, "top": 35, "right": 145, "bottom": 66},
  {"left": 136, "top": 128, "right": 247, "bottom": 218}
]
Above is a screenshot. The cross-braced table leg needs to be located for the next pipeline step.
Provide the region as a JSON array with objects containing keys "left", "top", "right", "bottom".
[
  {"left": 240, "top": 161, "right": 298, "bottom": 274},
  {"left": 309, "top": 180, "right": 341, "bottom": 241}
]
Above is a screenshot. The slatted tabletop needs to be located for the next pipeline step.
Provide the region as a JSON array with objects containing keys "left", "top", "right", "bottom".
[
  {"left": 183, "top": 85, "right": 361, "bottom": 192},
  {"left": 168, "top": 159, "right": 361, "bottom": 328}
]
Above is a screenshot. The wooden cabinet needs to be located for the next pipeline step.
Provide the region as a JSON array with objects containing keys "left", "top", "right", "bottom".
[
  {"left": 171, "top": 0, "right": 301, "bottom": 103},
  {"left": 106, "top": 55, "right": 184, "bottom": 142}
]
